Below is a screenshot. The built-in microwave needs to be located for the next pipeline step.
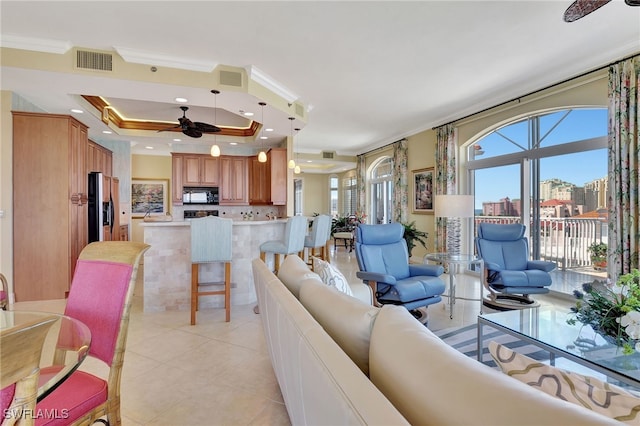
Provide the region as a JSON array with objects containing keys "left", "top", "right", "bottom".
[{"left": 182, "top": 187, "right": 219, "bottom": 205}]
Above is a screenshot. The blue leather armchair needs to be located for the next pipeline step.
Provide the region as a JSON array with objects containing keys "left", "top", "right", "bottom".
[
  {"left": 355, "top": 223, "right": 445, "bottom": 315},
  {"left": 475, "top": 222, "right": 556, "bottom": 310}
]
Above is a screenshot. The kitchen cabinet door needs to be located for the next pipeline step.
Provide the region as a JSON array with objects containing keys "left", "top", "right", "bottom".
[
  {"left": 220, "top": 156, "right": 248, "bottom": 205},
  {"left": 171, "top": 153, "right": 184, "bottom": 205}
]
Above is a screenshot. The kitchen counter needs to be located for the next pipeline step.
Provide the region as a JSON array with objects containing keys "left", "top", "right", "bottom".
[{"left": 141, "top": 219, "right": 288, "bottom": 312}]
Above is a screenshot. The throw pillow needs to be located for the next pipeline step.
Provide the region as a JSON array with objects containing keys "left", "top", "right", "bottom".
[
  {"left": 312, "top": 257, "right": 354, "bottom": 297},
  {"left": 489, "top": 341, "right": 640, "bottom": 424}
]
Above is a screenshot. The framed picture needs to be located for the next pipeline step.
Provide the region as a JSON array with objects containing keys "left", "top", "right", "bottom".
[
  {"left": 412, "top": 168, "right": 434, "bottom": 214},
  {"left": 131, "top": 179, "right": 169, "bottom": 217}
]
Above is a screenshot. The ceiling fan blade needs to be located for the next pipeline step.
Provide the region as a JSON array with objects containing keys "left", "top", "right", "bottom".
[
  {"left": 563, "top": 0, "right": 611, "bottom": 22},
  {"left": 156, "top": 123, "right": 182, "bottom": 133},
  {"left": 194, "top": 122, "right": 221, "bottom": 133},
  {"left": 183, "top": 127, "right": 203, "bottom": 138},
  {"left": 625, "top": 0, "right": 640, "bottom": 5}
]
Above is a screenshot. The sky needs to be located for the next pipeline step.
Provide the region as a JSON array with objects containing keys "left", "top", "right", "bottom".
[{"left": 471, "top": 108, "right": 607, "bottom": 209}]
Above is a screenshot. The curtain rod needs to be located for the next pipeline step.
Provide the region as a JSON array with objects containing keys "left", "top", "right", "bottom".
[
  {"left": 432, "top": 52, "right": 639, "bottom": 130},
  {"left": 360, "top": 138, "right": 407, "bottom": 157}
]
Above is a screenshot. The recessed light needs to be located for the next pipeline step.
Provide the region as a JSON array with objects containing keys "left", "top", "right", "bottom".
[
  {"left": 243, "top": 111, "right": 254, "bottom": 117},
  {"left": 306, "top": 160, "right": 312, "bottom": 163},
  {"left": 70, "top": 109, "right": 83, "bottom": 114},
  {"left": 145, "top": 146, "right": 154, "bottom": 150},
  {"left": 265, "top": 128, "right": 274, "bottom": 132},
  {"left": 102, "top": 130, "right": 112, "bottom": 134},
  {"left": 260, "top": 136, "right": 268, "bottom": 140},
  {"left": 230, "top": 142, "right": 238, "bottom": 145},
  {"left": 175, "top": 97, "right": 188, "bottom": 103},
  {"left": 173, "top": 138, "right": 181, "bottom": 142}
]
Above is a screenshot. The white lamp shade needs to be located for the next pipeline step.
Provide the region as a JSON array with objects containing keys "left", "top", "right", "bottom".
[
  {"left": 288, "top": 159, "right": 296, "bottom": 169},
  {"left": 210, "top": 144, "right": 221, "bottom": 157},
  {"left": 434, "top": 194, "right": 474, "bottom": 218},
  {"left": 258, "top": 151, "right": 267, "bottom": 163}
]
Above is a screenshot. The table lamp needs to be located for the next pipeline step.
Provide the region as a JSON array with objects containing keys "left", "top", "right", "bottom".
[{"left": 434, "top": 194, "right": 475, "bottom": 255}]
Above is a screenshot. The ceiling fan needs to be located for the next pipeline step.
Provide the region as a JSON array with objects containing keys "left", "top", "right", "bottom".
[
  {"left": 564, "top": 0, "right": 640, "bottom": 22},
  {"left": 158, "top": 106, "right": 220, "bottom": 138}
]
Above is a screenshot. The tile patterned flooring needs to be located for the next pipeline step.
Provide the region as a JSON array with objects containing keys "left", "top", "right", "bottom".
[{"left": 10, "top": 246, "right": 577, "bottom": 425}]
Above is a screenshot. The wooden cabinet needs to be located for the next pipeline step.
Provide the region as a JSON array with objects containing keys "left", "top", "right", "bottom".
[
  {"left": 171, "top": 154, "right": 184, "bottom": 205},
  {"left": 249, "top": 156, "right": 269, "bottom": 205},
  {"left": 220, "top": 156, "right": 248, "bottom": 205},
  {"left": 87, "top": 140, "right": 112, "bottom": 175},
  {"left": 13, "top": 112, "right": 89, "bottom": 301},
  {"left": 119, "top": 225, "right": 129, "bottom": 241},
  {"left": 269, "top": 148, "right": 287, "bottom": 206},
  {"left": 248, "top": 149, "right": 287, "bottom": 205},
  {"left": 183, "top": 155, "right": 219, "bottom": 187}
]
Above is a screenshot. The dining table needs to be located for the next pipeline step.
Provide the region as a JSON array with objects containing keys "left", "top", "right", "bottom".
[{"left": 0, "top": 310, "right": 91, "bottom": 401}]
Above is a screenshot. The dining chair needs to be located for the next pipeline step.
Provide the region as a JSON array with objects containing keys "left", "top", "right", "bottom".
[
  {"left": 190, "top": 216, "right": 233, "bottom": 325},
  {"left": 0, "top": 273, "right": 7, "bottom": 310},
  {"left": 304, "top": 215, "right": 332, "bottom": 269},
  {"left": 259, "top": 215, "right": 307, "bottom": 274},
  {"left": 35, "top": 241, "right": 149, "bottom": 426},
  {"left": 1, "top": 314, "right": 58, "bottom": 426}
]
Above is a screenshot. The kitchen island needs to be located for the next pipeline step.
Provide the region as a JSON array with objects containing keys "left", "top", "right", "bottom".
[{"left": 141, "top": 219, "right": 287, "bottom": 312}]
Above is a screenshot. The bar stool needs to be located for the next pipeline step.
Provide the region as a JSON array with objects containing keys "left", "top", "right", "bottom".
[
  {"left": 260, "top": 215, "right": 307, "bottom": 274},
  {"left": 304, "top": 214, "right": 332, "bottom": 270},
  {"left": 191, "top": 216, "right": 233, "bottom": 325}
]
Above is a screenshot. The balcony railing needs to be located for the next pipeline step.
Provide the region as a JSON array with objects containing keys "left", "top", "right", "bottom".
[{"left": 474, "top": 216, "right": 607, "bottom": 271}]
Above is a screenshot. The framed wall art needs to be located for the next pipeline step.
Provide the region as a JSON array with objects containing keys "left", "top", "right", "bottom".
[
  {"left": 131, "top": 179, "right": 169, "bottom": 217},
  {"left": 412, "top": 168, "right": 434, "bottom": 214}
]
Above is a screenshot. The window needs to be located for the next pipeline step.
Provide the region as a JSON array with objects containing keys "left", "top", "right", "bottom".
[
  {"left": 293, "top": 178, "right": 303, "bottom": 216},
  {"left": 342, "top": 174, "right": 357, "bottom": 216},
  {"left": 329, "top": 175, "right": 339, "bottom": 217},
  {"left": 468, "top": 108, "right": 607, "bottom": 294},
  {"left": 370, "top": 157, "right": 393, "bottom": 224}
]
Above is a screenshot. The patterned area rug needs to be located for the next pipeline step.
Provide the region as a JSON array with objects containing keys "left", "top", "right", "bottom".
[{"left": 434, "top": 323, "right": 550, "bottom": 367}]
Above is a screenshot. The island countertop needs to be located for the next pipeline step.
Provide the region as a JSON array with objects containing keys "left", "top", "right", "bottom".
[{"left": 141, "top": 218, "right": 288, "bottom": 313}]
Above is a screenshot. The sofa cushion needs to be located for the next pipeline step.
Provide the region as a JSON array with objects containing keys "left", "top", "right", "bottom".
[
  {"left": 312, "top": 257, "right": 354, "bottom": 296},
  {"left": 368, "top": 305, "right": 618, "bottom": 425},
  {"left": 489, "top": 341, "right": 640, "bottom": 424},
  {"left": 300, "top": 282, "right": 380, "bottom": 376},
  {"left": 277, "top": 255, "right": 322, "bottom": 299}
]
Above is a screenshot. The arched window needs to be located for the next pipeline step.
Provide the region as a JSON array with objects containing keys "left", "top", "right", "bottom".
[
  {"left": 369, "top": 157, "right": 394, "bottom": 224},
  {"left": 467, "top": 107, "right": 607, "bottom": 292}
]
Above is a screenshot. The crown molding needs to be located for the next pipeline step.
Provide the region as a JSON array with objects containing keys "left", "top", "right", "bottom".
[
  {"left": 114, "top": 46, "right": 217, "bottom": 72},
  {"left": 246, "top": 65, "right": 299, "bottom": 103},
  {"left": 0, "top": 35, "right": 72, "bottom": 54}
]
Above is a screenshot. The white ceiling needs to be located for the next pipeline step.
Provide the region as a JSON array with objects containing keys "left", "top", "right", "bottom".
[{"left": 1, "top": 1, "right": 639, "bottom": 173}]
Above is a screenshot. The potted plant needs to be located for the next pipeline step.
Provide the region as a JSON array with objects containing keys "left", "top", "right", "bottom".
[
  {"left": 401, "top": 221, "right": 429, "bottom": 257},
  {"left": 587, "top": 242, "right": 607, "bottom": 270}
]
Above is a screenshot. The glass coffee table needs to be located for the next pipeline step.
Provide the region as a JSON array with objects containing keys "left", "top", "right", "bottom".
[{"left": 478, "top": 307, "right": 640, "bottom": 389}]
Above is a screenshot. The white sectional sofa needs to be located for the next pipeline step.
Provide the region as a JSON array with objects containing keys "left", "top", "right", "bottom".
[{"left": 251, "top": 255, "right": 618, "bottom": 425}]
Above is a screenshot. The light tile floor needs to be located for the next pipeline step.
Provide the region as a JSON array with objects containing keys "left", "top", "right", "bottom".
[{"left": 9, "top": 245, "right": 576, "bottom": 425}]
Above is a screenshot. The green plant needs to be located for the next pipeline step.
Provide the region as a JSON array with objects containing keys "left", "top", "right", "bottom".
[
  {"left": 587, "top": 242, "right": 608, "bottom": 261},
  {"left": 567, "top": 269, "right": 640, "bottom": 354},
  {"left": 401, "top": 221, "right": 429, "bottom": 257}
]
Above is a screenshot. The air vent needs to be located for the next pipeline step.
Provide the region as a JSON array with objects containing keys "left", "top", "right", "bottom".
[
  {"left": 219, "top": 70, "right": 242, "bottom": 87},
  {"left": 294, "top": 102, "right": 304, "bottom": 117},
  {"left": 76, "top": 50, "right": 113, "bottom": 71},
  {"left": 322, "top": 151, "right": 335, "bottom": 159}
]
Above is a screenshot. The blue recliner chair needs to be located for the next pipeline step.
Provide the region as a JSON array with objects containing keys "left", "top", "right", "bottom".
[
  {"left": 475, "top": 222, "right": 556, "bottom": 310},
  {"left": 355, "top": 223, "right": 445, "bottom": 319}
]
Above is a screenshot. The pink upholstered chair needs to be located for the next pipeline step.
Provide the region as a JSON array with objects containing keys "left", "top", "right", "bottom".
[
  {"left": 35, "top": 241, "right": 149, "bottom": 426},
  {"left": 0, "top": 273, "right": 8, "bottom": 310}
]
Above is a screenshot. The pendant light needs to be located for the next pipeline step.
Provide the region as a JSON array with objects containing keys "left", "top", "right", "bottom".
[
  {"left": 287, "top": 117, "right": 296, "bottom": 169},
  {"left": 258, "top": 102, "right": 267, "bottom": 163},
  {"left": 210, "top": 89, "right": 221, "bottom": 157},
  {"left": 293, "top": 127, "right": 301, "bottom": 174}
]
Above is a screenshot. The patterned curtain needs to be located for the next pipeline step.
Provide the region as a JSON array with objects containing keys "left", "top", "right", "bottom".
[
  {"left": 356, "top": 154, "right": 367, "bottom": 215},
  {"left": 608, "top": 56, "right": 640, "bottom": 280},
  {"left": 434, "top": 124, "right": 458, "bottom": 252},
  {"left": 393, "top": 139, "right": 408, "bottom": 223}
]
